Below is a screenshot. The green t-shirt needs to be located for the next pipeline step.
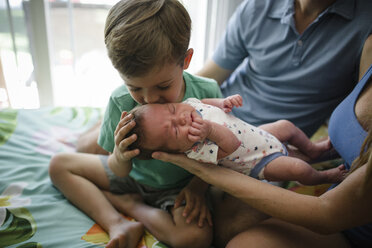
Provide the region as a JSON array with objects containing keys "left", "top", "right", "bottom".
[{"left": 98, "top": 71, "right": 222, "bottom": 189}]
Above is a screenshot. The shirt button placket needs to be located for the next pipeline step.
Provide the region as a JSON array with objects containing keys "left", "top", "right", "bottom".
[{"left": 293, "top": 39, "right": 303, "bottom": 66}]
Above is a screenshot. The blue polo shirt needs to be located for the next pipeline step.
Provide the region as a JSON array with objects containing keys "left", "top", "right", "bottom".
[{"left": 214, "top": 0, "right": 372, "bottom": 136}]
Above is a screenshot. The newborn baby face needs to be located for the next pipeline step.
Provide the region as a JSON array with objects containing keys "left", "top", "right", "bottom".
[{"left": 141, "top": 103, "right": 197, "bottom": 152}]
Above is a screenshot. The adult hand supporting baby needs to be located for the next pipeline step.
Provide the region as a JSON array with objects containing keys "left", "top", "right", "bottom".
[{"left": 152, "top": 152, "right": 212, "bottom": 175}]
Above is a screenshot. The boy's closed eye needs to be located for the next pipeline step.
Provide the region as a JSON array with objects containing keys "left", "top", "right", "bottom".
[
  {"left": 128, "top": 86, "right": 141, "bottom": 92},
  {"left": 157, "top": 81, "right": 172, "bottom": 90},
  {"left": 158, "top": 85, "right": 171, "bottom": 90}
]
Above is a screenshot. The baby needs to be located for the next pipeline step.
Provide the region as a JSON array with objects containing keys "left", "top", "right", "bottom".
[{"left": 127, "top": 95, "right": 347, "bottom": 185}]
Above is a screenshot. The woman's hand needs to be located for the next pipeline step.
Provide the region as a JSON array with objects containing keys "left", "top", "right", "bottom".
[{"left": 152, "top": 152, "right": 216, "bottom": 178}]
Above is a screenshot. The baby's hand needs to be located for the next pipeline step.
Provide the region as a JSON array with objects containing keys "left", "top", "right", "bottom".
[
  {"left": 221, "top": 94, "right": 243, "bottom": 113},
  {"left": 188, "top": 112, "right": 211, "bottom": 143}
]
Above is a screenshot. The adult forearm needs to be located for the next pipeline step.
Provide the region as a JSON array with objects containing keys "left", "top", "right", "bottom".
[
  {"left": 189, "top": 161, "right": 326, "bottom": 228},
  {"left": 152, "top": 152, "right": 345, "bottom": 233},
  {"left": 196, "top": 59, "right": 232, "bottom": 86}
]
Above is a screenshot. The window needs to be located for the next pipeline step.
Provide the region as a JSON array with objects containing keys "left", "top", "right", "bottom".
[{"left": 0, "top": 0, "right": 242, "bottom": 109}]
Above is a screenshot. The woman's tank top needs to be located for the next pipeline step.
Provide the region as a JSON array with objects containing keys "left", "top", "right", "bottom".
[{"left": 328, "top": 65, "right": 372, "bottom": 169}]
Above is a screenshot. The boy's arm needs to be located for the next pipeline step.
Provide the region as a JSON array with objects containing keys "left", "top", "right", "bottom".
[
  {"left": 108, "top": 154, "right": 133, "bottom": 177},
  {"left": 108, "top": 111, "right": 139, "bottom": 177},
  {"left": 201, "top": 94, "right": 242, "bottom": 113}
]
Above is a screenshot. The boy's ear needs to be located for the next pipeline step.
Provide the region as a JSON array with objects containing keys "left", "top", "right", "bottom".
[{"left": 183, "top": 48, "right": 194, "bottom": 70}]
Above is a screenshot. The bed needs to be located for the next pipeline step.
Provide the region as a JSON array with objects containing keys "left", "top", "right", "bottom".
[{"left": 0, "top": 107, "right": 341, "bottom": 247}]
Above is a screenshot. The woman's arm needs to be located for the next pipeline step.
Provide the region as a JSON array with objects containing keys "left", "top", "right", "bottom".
[
  {"left": 359, "top": 34, "right": 372, "bottom": 80},
  {"left": 152, "top": 152, "right": 372, "bottom": 234}
]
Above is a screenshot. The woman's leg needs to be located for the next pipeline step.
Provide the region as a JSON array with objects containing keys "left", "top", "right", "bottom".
[{"left": 226, "top": 218, "right": 351, "bottom": 248}]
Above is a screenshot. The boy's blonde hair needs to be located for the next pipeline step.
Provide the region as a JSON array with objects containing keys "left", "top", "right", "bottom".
[{"left": 104, "top": 0, "right": 191, "bottom": 78}]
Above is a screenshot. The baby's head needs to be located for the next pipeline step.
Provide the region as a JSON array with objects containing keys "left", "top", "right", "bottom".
[{"left": 127, "top": 102, "right": 197, "bottom": 159}]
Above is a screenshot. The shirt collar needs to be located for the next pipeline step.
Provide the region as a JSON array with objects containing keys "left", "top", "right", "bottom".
[
  {"left": 268, "top": 0, "right": 355, "bottom": 21},
  {"left": 328, "top": 0, "right": 355, "bottom": 20}
]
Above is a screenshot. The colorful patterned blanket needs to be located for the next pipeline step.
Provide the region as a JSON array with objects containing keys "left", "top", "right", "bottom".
[{"left": 0, "top": 107, "right": 168, "bottom": 248}]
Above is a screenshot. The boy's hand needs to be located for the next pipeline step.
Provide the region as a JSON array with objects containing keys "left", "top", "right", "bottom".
[
  {"left": 188, "top": 112, "right": 211, "bottom": 143},
  {"left": 174, "top": 181, "right": 212, "bottom": 228},
  {"left": 109, "top": 112, "right": 139, "bottom": 176},
  {"left": 221, "top": 94, "right": 243, "bottom": 113}
]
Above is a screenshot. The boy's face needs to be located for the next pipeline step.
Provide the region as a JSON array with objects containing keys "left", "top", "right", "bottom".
[
  {"left": 122, "top": 62, "right": 186, "bottom": 105},
  {"left": 140, "top": 103, "right": 197, "bottom": 152}
]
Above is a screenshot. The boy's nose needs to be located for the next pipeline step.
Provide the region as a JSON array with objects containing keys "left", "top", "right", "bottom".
[{"left": 143, "top": 92, "right": 159, "bottom": 104}]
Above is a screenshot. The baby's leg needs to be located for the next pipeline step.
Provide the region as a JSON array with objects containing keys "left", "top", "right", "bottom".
[
  {"left": 263, "top": 156, "right": 347, "bottom": 185},
  {"left": 104, "top": 191, "right": 213, "bottom": 248},
  {"left": 49, "top": 153, "right": 143, "bottom": 248},
  {"left": 259, "top": 120, "right": 331, "bottom": 159}
]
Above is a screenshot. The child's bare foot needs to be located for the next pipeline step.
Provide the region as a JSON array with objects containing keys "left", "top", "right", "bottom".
[
  {"left": 106, "top": 218, "right": 144, "bottom": 248},
  {"left": 323, "top": 164, "right": 348, "bottom": 183},
  {"left": 307, "top": 137, "right": 332, "bottom": 160}
]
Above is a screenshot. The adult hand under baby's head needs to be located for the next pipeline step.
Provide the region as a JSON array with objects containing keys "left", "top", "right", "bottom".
[{"left": 152, "top": 152, "right": 189, "bottom": 166}]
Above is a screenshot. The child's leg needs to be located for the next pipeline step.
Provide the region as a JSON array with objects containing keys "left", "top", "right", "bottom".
[
  {"left": 76, "top": 120, "right": 108, "bottom": 154},
  {"left": 263, "top": 156, "right": 347, "bottom": 185},
  {"left": 259, "top": 120, "right": 331, "bottom": 159},
  {"left": 49, "top": 153, "right": 143, "bottom": 248},
  {"left": 104, "top": 191, "right": 213, "bottom": 248}
]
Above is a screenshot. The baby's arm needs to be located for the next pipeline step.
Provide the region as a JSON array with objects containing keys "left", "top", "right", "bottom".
[
  {"left": 201, "top": 94, "right": 242, "bottom": 113},
  {"left": 189, "top": 113, "right": 240, "bottom": 159}
]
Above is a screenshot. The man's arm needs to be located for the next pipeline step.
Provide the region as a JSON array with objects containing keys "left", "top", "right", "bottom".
[{"left": 196, "top": 59, "right": 233, "bottom": 86}]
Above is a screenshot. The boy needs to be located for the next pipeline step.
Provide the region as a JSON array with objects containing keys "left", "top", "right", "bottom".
[
  {"left": 49, "top": 1, "right": 221, "bottom": 248},
  {"left": 126, "top": 94, "right": 347, "bottom": 185}
]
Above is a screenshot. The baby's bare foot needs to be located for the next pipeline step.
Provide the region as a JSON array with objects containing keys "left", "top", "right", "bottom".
[
  {"left": 308, "top": 137, "right": 332, "bottom": 159},
  {"left": 106, "top": 219, "right": 144, "bottom": 248},
  {"left": 323, "top": 164, "right": 348, "bottom": 183}
]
